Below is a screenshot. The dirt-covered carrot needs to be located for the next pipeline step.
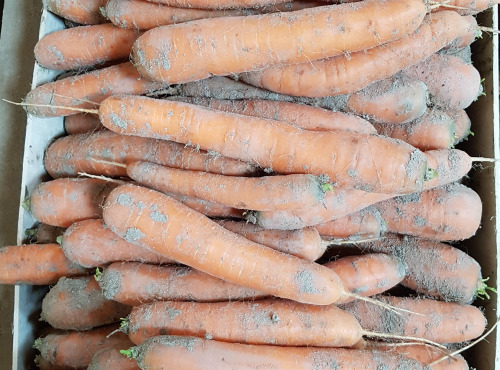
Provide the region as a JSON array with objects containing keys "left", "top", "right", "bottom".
[
  {"left": 240, "top": 12, "right": 477, "bottom": 97},
  {"left": 44, "top": 130, "right": 257, "bottom": 179},
  {"left": 29, "top": 178, "right": 121, "bottom": 227},
  {"left": 89, "top": 347, "right": 140, "bottom": 370},
  {"left": 43, "top": 0, "right": 108, "bottom": 25},
  {"left": 127, "top": 161, "right": 330, "bottom": 211},
  {"left": 99, "top": 262, "right": 268, "bottom": 305},
  {"left": 41, "top": 275, "right": 132, "bottom": 330},
  {"left": 342, "top": 296, "right": 487, "bottom": 344},
  {"left": 132, "top": 0, "right": 427, "bottom": 84},
  {"left": 170, "top": 96, "right": 377, "bottom": 134},
  {"left": 61, "top": 219, "right": 174, "bottom": 268},
  {"left": 24, "top": 62, "right": 165, "bottom": 117},
  {"left": 449, "top": 109, "right": 472, "bottom": 145},
  {"left": 0, "top": 244, "right": 87, "bottom": 285},
  {"left": 215, "top": 220, "right": 325, "bottom": 261},
  {"left": 64, "top": 113, "right": 103, "bottom": 134},
  {"left": 100, "top": 95, "right": 429, "bottom": 195},
  {"left": 34, "top": 24, "right": 141, "bottom": 70},
  {"left": 403, "top": 52, "right": 482, "bottom": 110},
  {"left": 33, "top": 324, "right": 133, "bottom": 369},
  {"left": 122, "top": 335, "right": 424, "bottom": 369}
]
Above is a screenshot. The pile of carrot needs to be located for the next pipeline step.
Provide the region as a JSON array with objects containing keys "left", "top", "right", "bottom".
[{"left": 2, "top": 0, "right": 497, "bottom": 368}]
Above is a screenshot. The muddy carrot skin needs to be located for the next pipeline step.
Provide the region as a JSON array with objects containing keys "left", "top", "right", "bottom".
[
  {"left": 41, "top": 275, "right": 132, "bottom": 331},
  {"left": 0, "top": 244, "right": 87, "bottom": 285},
  {"left": 103, "top": 184, "right": 346, "bottom": 305},
  {"left": 449, "top": 109, "right": 472, "bottom": 145},
  {"left": 88, "top": 348, "right": 141, "bottom": 370},
  {"left": 142, "top": 0, "right": 300, "bottom": 9},
  {"left": 124, "top": 335, "right": 424, "bottom": 369},
  {"left": 64, "top": 113, "right": 103, "bottom": 134},
  {"left": 44, "top": 0, "right": 108, "bottom": 25}
]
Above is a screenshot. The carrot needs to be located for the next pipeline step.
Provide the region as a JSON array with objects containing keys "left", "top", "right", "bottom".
[
  {"left": 131, "top": 0, "right": 427, "bottom": 84},
  {"left": 29, "top": 177, "right": 121, "bottom": 227},
  {"left": 127, "top": 161, "right": 330, "bottom": 211},
  {"left": 88, "top": 348, "right": 140, "bottom": 370},
  {"left": 24, "top": 62, "right": 165, "bottom": 117},
  {"left": 44, "top": 0, "right": 108, "bottom": 25},
  {"left": 372, "top": 108, "right": 457, "bottom": 151},
  {"left": 44, "top": 130, "right": 257, "bottom": 179},
  {"left": 64, "top": 113, "right": 103, "bottom": 134},
  {"left": 0, "top": 244, "right": 87, "bottom": 285},
  {"left": 34, "top": 354, "right": 69, "bottom": 370},
  {"left": 341, "top": 296, "right": 487, "bottom": 344},
  {"left": 33, "top": 324, "right": 133, "bottom": 369},
  {"left": 61, "top": 219, "right": 174, "bottom": 268},
  {"left": 122, "top": 335, "right": 424, "bottom": 369},
  {"left": 239, "top": 12, "right": 477, "bottom": 97},
  {"left": 41, "top": 275, "right": 132, "bottom": 330},
  {"left": 34, "top": 24, "right": 141, "bottom": 70},
  {"left": 215, "top": 220, "right": 325, "bottom": 261},
  {"left": 103, "top": 183, "right": 348, "bottom": 305},
  {"left": 100, "top": 95, "right": 429, "bottom": 195},
  {"left": 420, "top": 148, "right": 472, "bottom": 190},
  {"left": 99, "top": 262, "right": 268, "bottom": 305},
  {"left": 403, "top": 52, "right": 482, "bottom": 110},
  {"left": 142, "top": 0, "right": 293, "bottom": 9},
  {"left": 170, "top": 97, "right": 377, "bottom": 134},
  {"left": 449, "top": 109, "right": 472, "bottom": 144}
]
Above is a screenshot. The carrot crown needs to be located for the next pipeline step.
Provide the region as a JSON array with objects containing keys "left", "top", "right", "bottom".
[{"left": 475, "top": 277, "right": 497, "bottom": 300}]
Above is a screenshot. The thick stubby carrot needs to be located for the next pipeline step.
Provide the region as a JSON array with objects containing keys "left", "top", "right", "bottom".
[
  {"left": 372, "top": 108, "right": 457, "bottom": 151},
  {"left": 64, "top": 113, "right": 103, "bottom": 134},
  {"left": 34, "top": 324, "right": 132, "bottom": 368},
  {"left": 99, "top": 262, "right": 268, "bottom": 305},
  {"left": 30, "top": 178, "right": 121, "bottom": 227},
  {"left": 25, "top": 62, "right": 165, "bottom": 117},
  {"left": 41, "top": 275, "right": 132, "bottom": 330},
  {"left": 44, "top": 0, "right": 108, "bottom": 24},
  {"left": 127, "top": 161, "right": 328, "bottom": 211},
  {"left": 240, "top": 12, "right": 476, "bottom": 97},
  {"left": 170, "top": 96, "right": 377, "bottom": 134},
  {"left": 125, "top": 335, "right": 424, "bottom": 370},
  {"left": 403, "top": 53, "right": 481, "bottom": 110},
  {"left": 0, "top": 244, "right": 87, "bottom": 284},
  {"left": 132, "top": 0, "right": 426, "bottom": 84},
  {"left": 360, "top": 235, "right": 483, "bottom": 304},
  {"left": 100, "top": 95, "right": 429, "bottom": 195},
  {"left": 215, "top": 220, "right": 325, "bottom": 261},
  {"left": 342, "top": 296, "right": 486, "bottom": 344},
  {"left": 34, "top": 24, "right": 141, "bottom": 70},
  {"left": 44, "top": 130, "right": 257, "bottom": 179},
  {"left": 449, "top": 109, "right": 472, "bottom": 144},
  {"left": 62, "top": 219, "right": 174, "bottom": 268},
  {"left": 103, "top": 184, "right": 346, "bottom": 305},
  {"left": 89, "top": 348, "right": 140, "bottom": 370}
]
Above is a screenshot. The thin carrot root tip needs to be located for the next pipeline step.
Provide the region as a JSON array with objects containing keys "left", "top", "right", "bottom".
[
  {"left": 424, "top": 168, "right": 439, "bottom": 182},
  {"left": 349, "top": 294, "right": 423, "bottom": 317},
  {"left": 94, "top": 267, "right": 102, "bottom": 282},
  {"left": 33, "top": 338, "right": 42, "bottom": 351},
  {"left": 475, "top": 277, "right": 497, "bottom": 300},
  {"left": 477, "top": 26, "right": 500, "bottom": 34},
  {"left": 321, "top": 183, "right": 335, "bottom": 193}
]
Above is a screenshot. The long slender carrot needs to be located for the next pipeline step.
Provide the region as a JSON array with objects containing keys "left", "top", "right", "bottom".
[
  {"left": 34, "top": 24, "right": 141, "bottom": 70},
  {"left": 123, "top": 335, "right": 424, "bottom": 369},
  {"left": 100, "top": 95, "right": 429, "bottom": 195},
  {"left": 240, "top": 12, "right": 477, "bottom": 97},
  {"left": 132, "top": 0, "right": 427, "bottom": 84},
  {"left": 44, "top": 130, "right": 257, "bottom": 179},
  {"left": 41, "top": 275, "right": 132, "bottom": 330},
  {"left": 44, "top": 0, "right": 108, "bottom": 25},
  {"left": 0, "top": 244, "right": 87, "bottom": 285},
  {"left": 89, "top": 347, "right": 140, "bottom": 370},
  {"left": 64, "top": 113, "right": 103, "bottom": 134},
  {"left": 127, "top": 161, "right": 330, "bottom": 211},
  {"left": 61, "top": 219, "right": 174, "bottom": 268}
]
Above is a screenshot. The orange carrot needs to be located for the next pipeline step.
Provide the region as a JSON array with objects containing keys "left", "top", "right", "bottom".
[
  {"left": 132, "top": 0, "right": 427, "bottom": 84},
  {"left": 103, "top": 184, "right": 347, "bottom": 305},
  {"left": 64, "top": 113, "right": 103, "bottom": 134},
  {"left": 99, "top": 262, "right": 268, "bottom": 305},
  {"left": 170, "top": 96, "right": 377, "bottom": 134},
  {"left": 100, "top": 95, "right": 429, "bottom": 195},
  {"left": 24, "top": 62, "right": 164, "bottom": 117},
  {"left": 34, "top": 24, "right": 141, "bottom": 70},
  {"left": 342, "top": 296, "right": 486, "bottom": 344},
  {"left": 89, "top": 347, "right": 140, "bottom": 370},
  {"left": 0, "top": 244, "right": 87, "bottom": 285},
  {"left": 127, "top": 161, "right": 330, "bottom": 211},
  {"left": 61, "top": 219, "right": 174, "bottom": 268},
  {"left": 44, "top": 0, "right": 108, "bottom": 25},
  {"left": 44, "top": 130, "right": 257, "bottom": 179},
  {"left": 29, "top": 178, "right": 121, "bottom": 227},
  {"left": 33, "top": 324, "right": 133, "bottom": 369},
  {"left": 41, "top": 275, "right": 132, "bottom": 330},
  {"left": 240, "top": 12, "right": 477, "bottom": 97},
  {"left": 123, "top": 335, "right": 424, "bottom": 369}
]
